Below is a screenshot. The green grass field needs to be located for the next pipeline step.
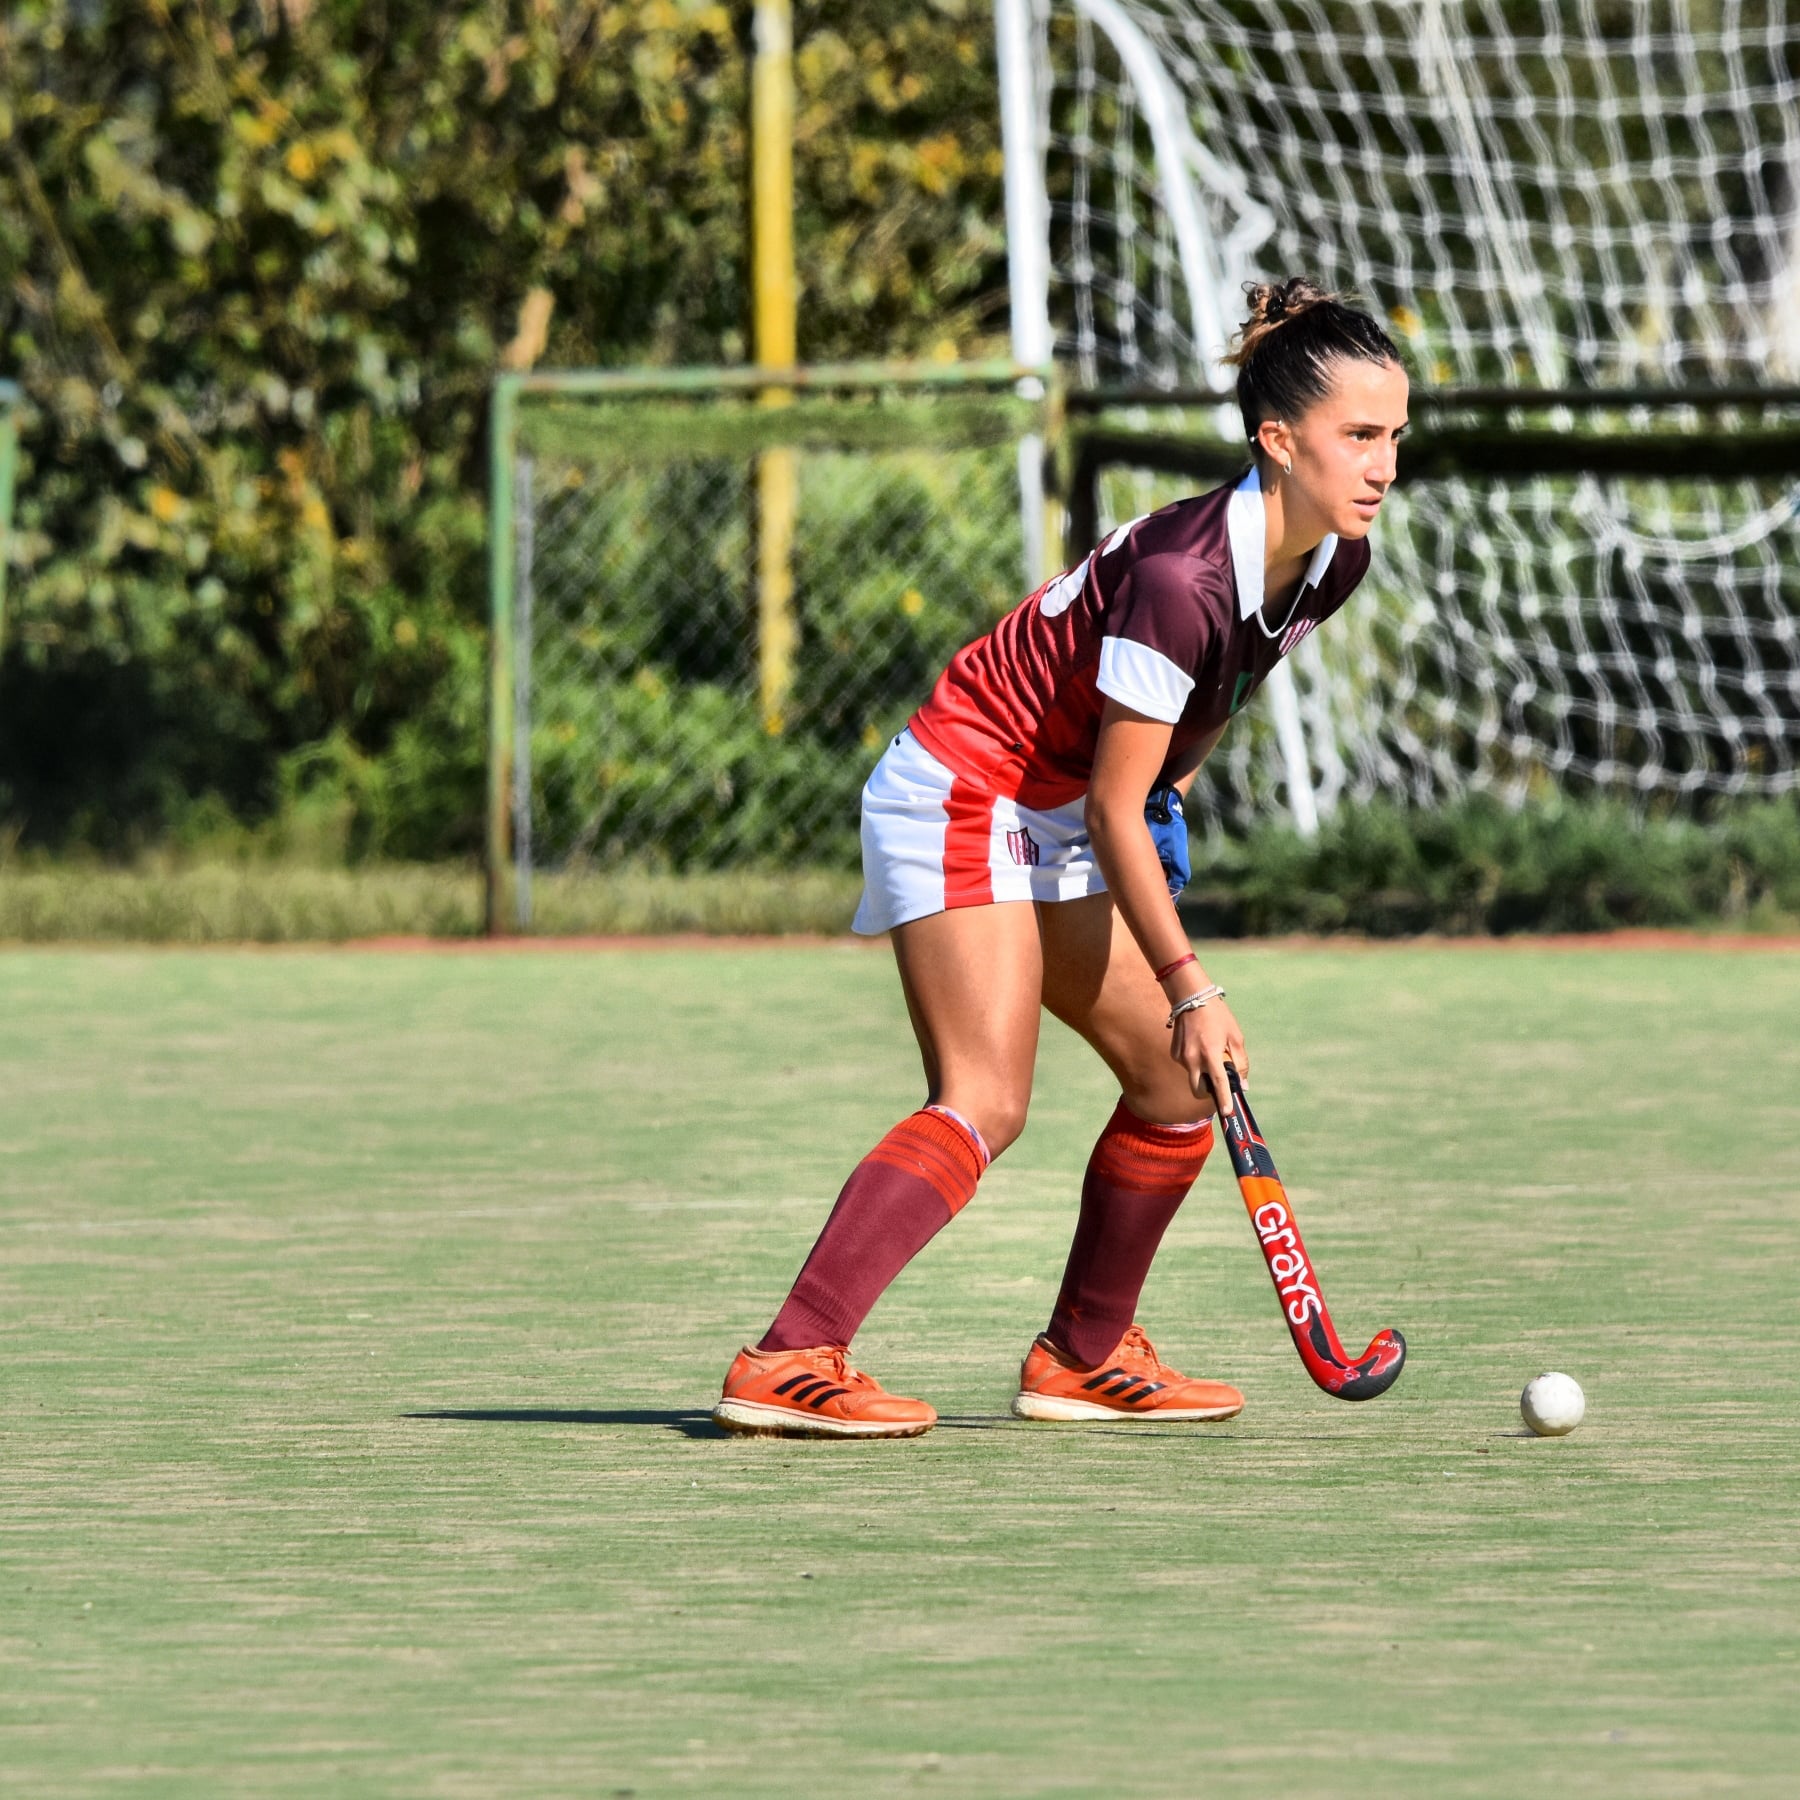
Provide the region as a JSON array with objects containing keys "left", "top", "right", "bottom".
[{"left": 3, "top": 942, "right": 1797, "bottom": 1797}]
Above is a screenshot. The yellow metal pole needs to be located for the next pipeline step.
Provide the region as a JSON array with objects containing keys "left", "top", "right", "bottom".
[{"left": 752, "top": 0, "right": 798, "bottom": 733}]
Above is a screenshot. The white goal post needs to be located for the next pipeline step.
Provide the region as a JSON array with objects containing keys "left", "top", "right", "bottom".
[{"left": 994, "top": 0, "right": 1800, "bottom": 830}]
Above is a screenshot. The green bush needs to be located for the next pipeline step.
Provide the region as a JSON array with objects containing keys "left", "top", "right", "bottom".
[
  {"left": 531, "top": 677, "right": 866, "bottom": 873},
  {"left": 1184, "top": 793, "right": 1800, "bottom": 937},
  {"left": 0, "top": 1, "right": 1009, "bottom": 856}
]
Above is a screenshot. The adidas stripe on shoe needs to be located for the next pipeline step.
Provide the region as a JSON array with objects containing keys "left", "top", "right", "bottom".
[
  {"left": 1012, "top": 1324, "right": 1243, "bottom": 1422},
  {"left": 712, "top": 1343, "right": 937, "bottom": 1439}
]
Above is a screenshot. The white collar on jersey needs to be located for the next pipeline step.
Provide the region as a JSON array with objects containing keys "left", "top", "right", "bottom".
[{"left": 1227, "top": 465, "right": 1338, "bottom": 625}]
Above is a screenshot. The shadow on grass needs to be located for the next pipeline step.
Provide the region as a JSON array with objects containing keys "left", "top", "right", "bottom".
[
  {"left": 405, "top": 1411, "right": 1224, "bottom": 1440},
  {"left": 406, "top": 1407, "right": 724, "bottom": 1439},
  {"left": 404, "top": 1407, "right": 1032, "bottom": 1440}
]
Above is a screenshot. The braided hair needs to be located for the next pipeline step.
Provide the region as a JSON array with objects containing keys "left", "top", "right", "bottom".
[{"left": 1223, "top": 278, "right": 1401, "bottom": 449}]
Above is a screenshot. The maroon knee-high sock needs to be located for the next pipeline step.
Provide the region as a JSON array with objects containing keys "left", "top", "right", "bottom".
[
  {"left": 760, "top": 1108, "right": 986, "bottom": 1352},
  {"left": 1045, "top": 1100, "right": 1213, "bottom": 1367}
]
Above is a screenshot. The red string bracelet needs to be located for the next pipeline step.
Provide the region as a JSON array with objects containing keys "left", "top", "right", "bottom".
[{"left": 1153, "top": 952, "right": 1198, "bottom": 983}]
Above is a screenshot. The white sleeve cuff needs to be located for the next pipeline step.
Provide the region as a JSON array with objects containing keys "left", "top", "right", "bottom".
[{"left": 1097, "top": 635, "right": 1193, "bottom": 724}]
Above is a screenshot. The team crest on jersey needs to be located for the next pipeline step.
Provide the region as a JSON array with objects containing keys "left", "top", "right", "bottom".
[
  {"left": 1006, "top": 827, "right": 1041, "bottom": 867},
  {"left": 1279, "top": 617, "right": 1318, "bottom": 657}
]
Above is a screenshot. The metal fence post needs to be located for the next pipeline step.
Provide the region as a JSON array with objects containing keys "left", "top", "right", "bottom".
[
  {"left": 511, "top": 453, "right": 535, "bottom": 930},
  {"left": 995, "top": 0, "right": 1053, "bottom": 592},
  {"left": 485, "top": 378, "right": 519, "bottom": 935}
]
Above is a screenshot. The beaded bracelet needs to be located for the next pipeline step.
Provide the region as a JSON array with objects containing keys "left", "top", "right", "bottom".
[
  {"left": 1165, "top": 983, "right": 1226, "bottom": 1028},
  {"left": 1153, "top": 952, "right": 1198, "bottom": 983}
]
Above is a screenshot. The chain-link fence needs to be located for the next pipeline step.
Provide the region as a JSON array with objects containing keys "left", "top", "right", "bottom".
[{"left": 486, "top": 366, "right": 1049, "bottom": 927}]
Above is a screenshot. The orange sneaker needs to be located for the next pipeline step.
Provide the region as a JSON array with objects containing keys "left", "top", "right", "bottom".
[
  {"left": 712, "top": 1344, "right": 938, "bottom": 1439},
  {"left": 1012, "top": 1324, "right": 1243, "bottom": 1422}
]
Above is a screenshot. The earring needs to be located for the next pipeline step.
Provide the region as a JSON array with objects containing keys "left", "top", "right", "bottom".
[{"left": 1283, "top": 458, "right": 1293, "bottom": 474}]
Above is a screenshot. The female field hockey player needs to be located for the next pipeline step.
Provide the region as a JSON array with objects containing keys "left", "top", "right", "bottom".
[{"left": 713, "top": 279, "right": 1409, "bottom": 1438}]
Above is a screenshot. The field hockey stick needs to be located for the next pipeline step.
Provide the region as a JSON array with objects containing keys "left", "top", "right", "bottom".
[{"left": 1212, "top": 1062, "right": 1406, "bottom": 1401}]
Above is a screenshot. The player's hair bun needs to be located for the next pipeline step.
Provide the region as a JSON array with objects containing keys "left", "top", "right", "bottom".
[
  {"left": 1224, "top": 277, "right": 1336, "bottom": 366},
  {"left": 1222, "top": 276, "right": 1402, "bottom": 447}
]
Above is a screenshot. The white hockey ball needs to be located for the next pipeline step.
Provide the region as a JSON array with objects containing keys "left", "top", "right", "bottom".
[{"left": 1520, "top": 1371, "right": 1585, "bottom": 1437}]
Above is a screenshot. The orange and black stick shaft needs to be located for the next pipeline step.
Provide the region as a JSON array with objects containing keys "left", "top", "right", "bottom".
[{"left": 1213, "top": 1063, "right": 1405, "bottom": 1401}]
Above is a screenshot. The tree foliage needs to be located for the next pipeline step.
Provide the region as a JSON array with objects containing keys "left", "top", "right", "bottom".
[{"left": 0, "top": 0, "right": 1009, "bottom": 853}]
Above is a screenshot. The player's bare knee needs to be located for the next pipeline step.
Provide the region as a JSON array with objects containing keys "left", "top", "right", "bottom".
[
  {"left": 983, "top": 1095, "right": 1030, "bottom": 1157},
  {"left": 934, "top": 1089, "right": 1029, "bottom": 1159}
]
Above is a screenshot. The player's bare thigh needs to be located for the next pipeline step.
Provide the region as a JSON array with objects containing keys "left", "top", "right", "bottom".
[
  {"left": 889, "top": 900, "right": 1043, "bottom": 1156},
  {"left": 1038, "top": 892, "right": 1214, "bottom": 1127}
]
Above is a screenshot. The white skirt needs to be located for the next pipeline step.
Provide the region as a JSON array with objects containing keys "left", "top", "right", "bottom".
[{"left": 851, "top": 730, "right": 1106, "bottom": 936}]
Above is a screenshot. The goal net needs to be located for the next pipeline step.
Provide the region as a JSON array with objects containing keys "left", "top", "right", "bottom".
[
  {"left": 1018, "top": 0, "right": 1800, "bottom": 818},
  {"left": 1079, "top": 443, "right": 1800, "bottom": 832}
]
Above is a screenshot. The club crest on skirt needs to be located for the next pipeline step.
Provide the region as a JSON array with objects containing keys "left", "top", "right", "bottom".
[{"left": 1006, "top": 827, "right": 1041, "bottom": 867}]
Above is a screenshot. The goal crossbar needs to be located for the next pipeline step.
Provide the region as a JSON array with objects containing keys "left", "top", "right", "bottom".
[{"left": 1067, "top": 415, "right": 1800, "bottom": 553}]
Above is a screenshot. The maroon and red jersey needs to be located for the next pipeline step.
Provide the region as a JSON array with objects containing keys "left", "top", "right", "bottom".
[{"left": 907, "top": 468, "right": 1373, "bottom": 809}]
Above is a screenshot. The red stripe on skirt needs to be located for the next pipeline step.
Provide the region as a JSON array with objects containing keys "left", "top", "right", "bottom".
[{"left": 942, "top": 777, "right": 995, "bottom": 910}]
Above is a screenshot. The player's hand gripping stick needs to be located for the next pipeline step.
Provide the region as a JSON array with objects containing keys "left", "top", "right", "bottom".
[{"left": 1212, "top": 1062, "right": 1406, "bottom": 1401}]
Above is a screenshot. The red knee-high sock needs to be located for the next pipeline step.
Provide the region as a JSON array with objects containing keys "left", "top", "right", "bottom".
[
  {"left": 1045, "top": 1100, "right": 1213, "bottom": 1368},
  {"left": 759, "top": 1108, "right": 986, "bottom": 1352}
]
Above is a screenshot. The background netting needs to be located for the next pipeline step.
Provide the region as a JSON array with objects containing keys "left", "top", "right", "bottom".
[
  {"left": 1040, "top": 0, "right": 1800, "bottom": 812},
  {"left": 1045, "top": 0, "right": 1800, "bottom": 389},
  {"left": 510, "top": 391, "right": 1032, "bottom": 875},
  {"left": 1091, "top": 457, "right": 1800, "bottom": 831}
]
